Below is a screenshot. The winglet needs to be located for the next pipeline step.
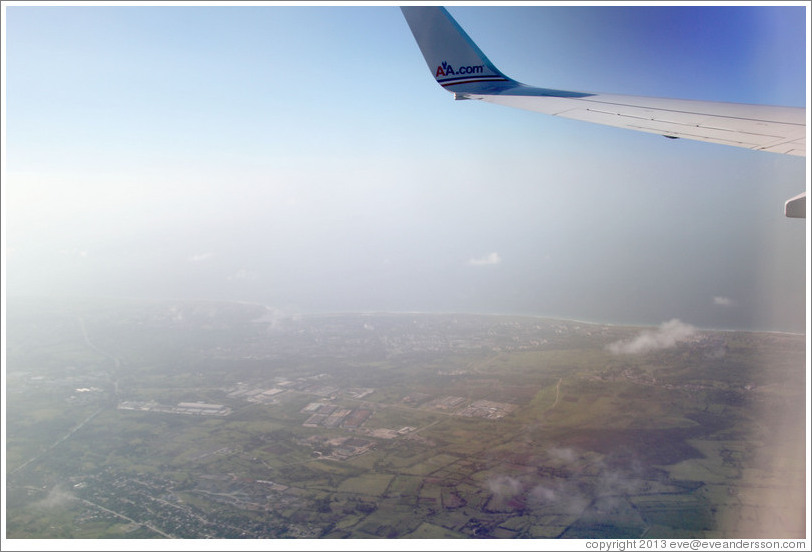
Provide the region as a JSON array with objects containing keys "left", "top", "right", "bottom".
[
  {"left": 400, "top": 6, "right": 517, "bottom": 95},
  {"left": 784, "top": 192, "right": 806, "bottom": 218}
]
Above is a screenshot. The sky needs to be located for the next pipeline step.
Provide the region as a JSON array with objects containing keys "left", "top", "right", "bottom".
[{"left": 2, "top": 1, "right": 809, "bottom": 333}]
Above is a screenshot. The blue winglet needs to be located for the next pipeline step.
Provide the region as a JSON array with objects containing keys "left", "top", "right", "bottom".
[{"left": 401, "top": 6, "right": 518, "bottom": 95}]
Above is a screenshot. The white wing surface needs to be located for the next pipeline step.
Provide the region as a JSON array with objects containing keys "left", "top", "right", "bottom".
[{"left": 401, "top": 6, "right": 807, "bottom": 218}]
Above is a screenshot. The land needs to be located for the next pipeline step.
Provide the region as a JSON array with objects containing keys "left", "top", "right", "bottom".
[{"left": 4, "top": 297, "right": 807, "bottom": 539}]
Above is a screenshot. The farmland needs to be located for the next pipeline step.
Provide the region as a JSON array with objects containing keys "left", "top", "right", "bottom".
[{"left": 5, "top": 297, "right": 806, "bottom": 539}]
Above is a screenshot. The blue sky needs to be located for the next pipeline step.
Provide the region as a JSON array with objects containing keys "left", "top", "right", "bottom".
[{"left": 2, "top": 2, "right": 809, "bottom": 333}]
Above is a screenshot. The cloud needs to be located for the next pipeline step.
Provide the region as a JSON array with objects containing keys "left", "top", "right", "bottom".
[
  {"left": 34, "top": 486, "right": 74, "bottom": 510},
  {"left": 596, "top": 460, "right": 644, "bottom": 496},
  {"left": 607, "top": 318, "right": 696, "bottom": 355},
  {"left": 528, "top": 481, "right": 590, "bottom": 515},
  {"left": 713, "top": 296, "right": 735, "bottom": 307},
  {"left": 487, "top": 475, "right": 523, "bottom": 501},
  {"left": 188, "top": 252, "right": 214, "bottom": 262},
  {"left": 228, "top": 269, "right": 259, "bottom": 281},
  {"left": 468, "top": 252, "right": 502, "bottom": 266},
  {"left": 528, "top": 451, "right": 644, "bottom": 518},
  {"left": 549, "top": 447, "right": 577, "bottom": 463},
  {"left": 483, "top": 451, "right": 649, "bottom": 521},
  {"left": 253, "top": 306, "right": 300, "bottom": 332}
]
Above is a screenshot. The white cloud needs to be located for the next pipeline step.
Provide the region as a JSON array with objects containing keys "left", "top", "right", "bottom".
[
  {"left": 468, "top": 252, "right": 502, "bottom": 266},
  {"left": 549, "top": 447, "right": 577, "bottom": 463},
  {"left": 713, "top": 296, "right": 735, "bottom": 307},
  {"left": 527, "top": 480, "right": 589, "bottom": 515},
  {"left": 34, "top": 485, "right": 74, "bottom": 509},
  {"left": 188, "top": 252, "right": 214, "bottom": 262},
  {"left": 487, "top": 475, "right": 523, "bottom": 500},
  {"left": 607, "top": 318, "right": 696, "bottom": 355},
  {"left": 228, "top": 269, "right": 259, "bottom": 281}
]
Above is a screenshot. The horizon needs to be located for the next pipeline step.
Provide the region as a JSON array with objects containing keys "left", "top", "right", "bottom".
[{"left": 5, "top": 292, "right": 807, "bottom": 336}]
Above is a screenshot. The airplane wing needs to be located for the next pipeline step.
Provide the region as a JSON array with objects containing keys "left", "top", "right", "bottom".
[{"left": 401, "top": 6, "right": 807, "bottom": 218}]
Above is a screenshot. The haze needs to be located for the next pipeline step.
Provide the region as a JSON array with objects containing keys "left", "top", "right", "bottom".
[{"left": 3, "top": 3, "right": 808, "bottom": 333}]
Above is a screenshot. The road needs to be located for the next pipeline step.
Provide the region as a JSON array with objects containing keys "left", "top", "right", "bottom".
[
  {"left": 544, "top": 377, "right": 563, "bottom": 414},
  {"left": 9, "top": 317, "right": 121, "bottom": 476},
  {"left": 8, "top": 407, "right": 105, "bottom": 476}
]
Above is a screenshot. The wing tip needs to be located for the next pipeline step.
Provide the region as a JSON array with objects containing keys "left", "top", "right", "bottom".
[{"left": 784, "top": 192, "right": 806, "bottom": 218}]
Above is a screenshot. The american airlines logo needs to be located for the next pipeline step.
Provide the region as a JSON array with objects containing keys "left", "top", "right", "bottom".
[{"left": 435, "top": 61, "right": 484, "bottom": 77}]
